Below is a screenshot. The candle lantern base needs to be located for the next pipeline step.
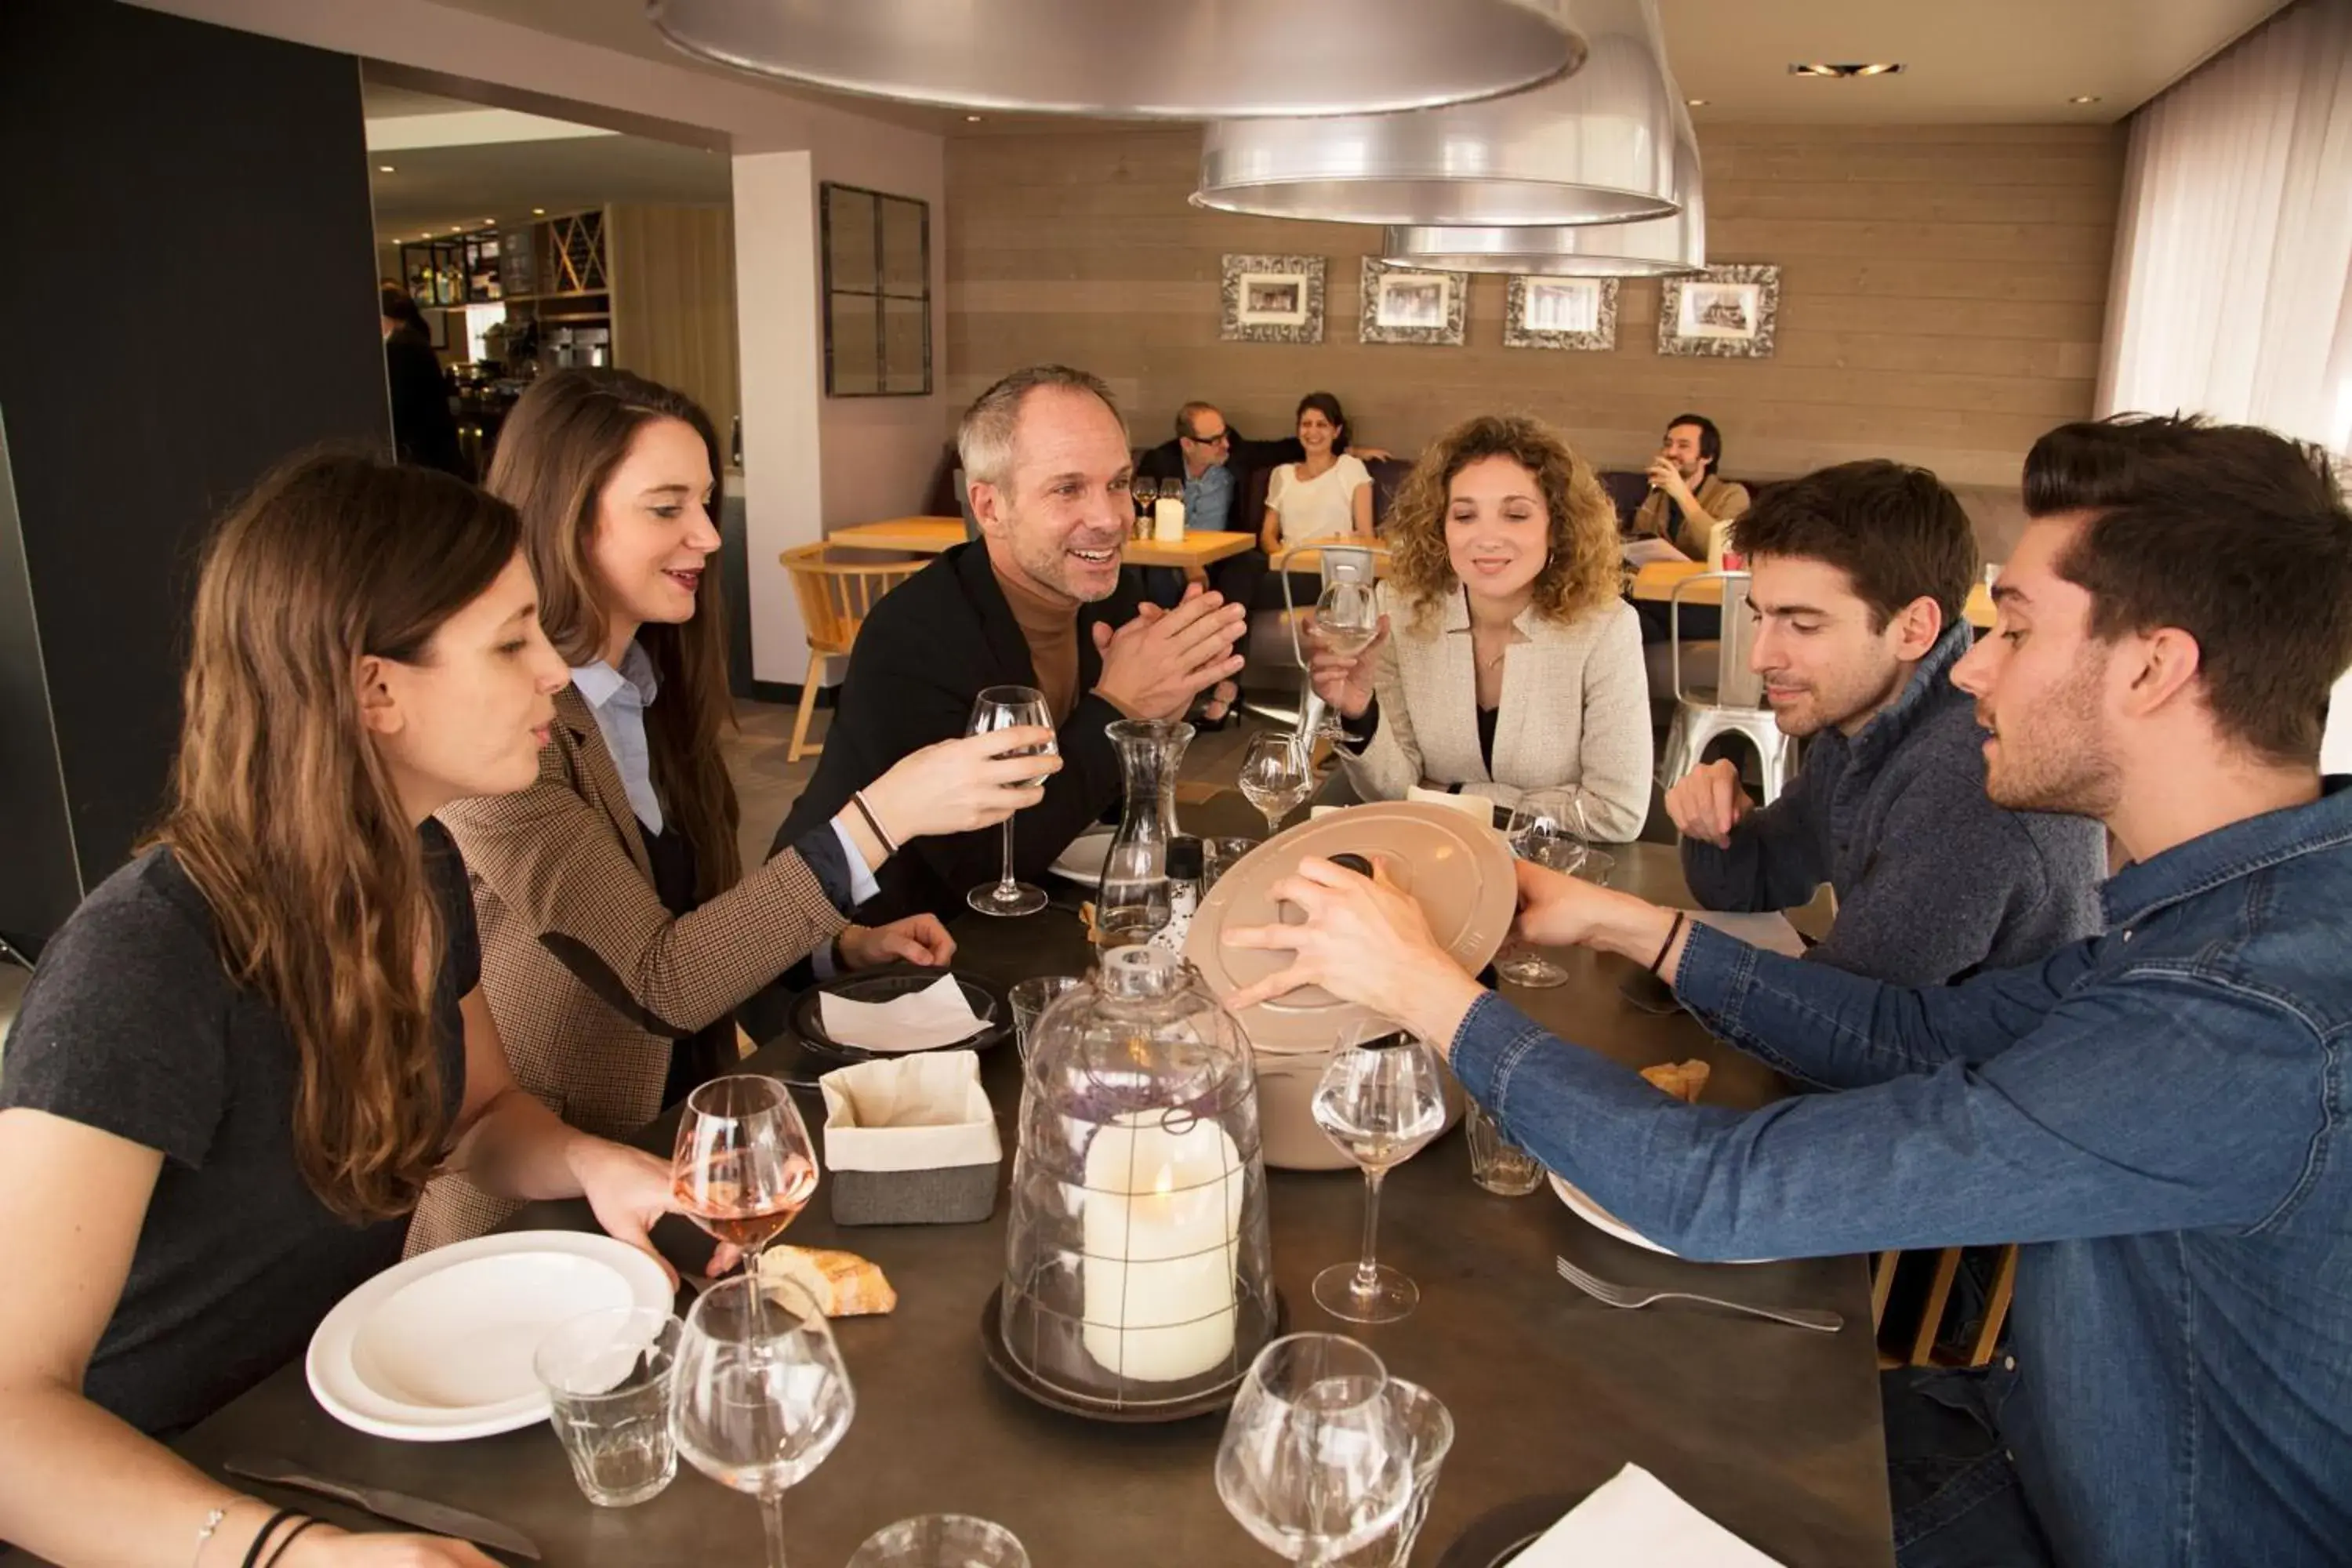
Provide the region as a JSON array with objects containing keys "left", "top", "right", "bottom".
[{"left": 978, "top": 1283, "right": 1290, "bottom": 1424}]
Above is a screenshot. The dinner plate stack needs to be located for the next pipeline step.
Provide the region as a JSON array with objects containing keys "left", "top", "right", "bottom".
[{"left": 306, "top": 1231, "right": 674, "bottom": 1440}]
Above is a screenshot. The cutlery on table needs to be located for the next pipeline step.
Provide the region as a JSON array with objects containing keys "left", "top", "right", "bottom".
[
  {"left": 1553, "top": 1255, "right": 1844, "bottom": 1334},
  {"left": 223, "top": 1457, "right": 542, "bottom": 1560}
]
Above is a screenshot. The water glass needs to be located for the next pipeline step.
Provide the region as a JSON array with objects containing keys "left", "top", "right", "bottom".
[
  {"left": 1310, "top": 1024, "right": 1449, "bottom": 1324},
  {"left": 1009, "top": 975, "right": 1082, "bottom": 1063},
  {"left": 1201, "top": 835, "right": 1261, "bottom": 888},
  {"left": 847, "top": 1515, "right": 1030, "bottom": 1568},
  {"left": 534, "top": 1307, "right": 681, "bottom": 1508},
  {"left": 1497, "top": 789, "right": 1587, "bottom": 989},
  {"left": 1464, "top": 1102, "right": 1544, "bottom": 1197},
  {"left": 1571, "top": 848, "right": 1616, "bottom": 887},
  {"left": 1327, "top": 1380, "right": 1456, "bottom": 1568},
  {"left": 1215, "top": 1334, "right": 1414, "bottom": 1563}
]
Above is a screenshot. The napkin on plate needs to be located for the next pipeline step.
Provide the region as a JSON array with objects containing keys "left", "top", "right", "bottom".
[
  {"left": 817, "top": 975, "right": 985, "bottom": 1052},
  {"left": 1511, "top": 1464, "right": 1784, "bottom": 1566}
]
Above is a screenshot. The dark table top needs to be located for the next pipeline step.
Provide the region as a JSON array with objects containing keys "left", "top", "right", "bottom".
[{"left": 38, "top": 821, "right": 1894, "bottom": 1568}]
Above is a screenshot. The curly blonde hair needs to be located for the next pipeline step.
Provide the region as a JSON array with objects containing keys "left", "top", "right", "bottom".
[{"left": 1384, "top": 414, "right": 1621, "bottom": 631}]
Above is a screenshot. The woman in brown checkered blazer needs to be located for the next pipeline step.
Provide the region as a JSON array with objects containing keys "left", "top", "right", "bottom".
[{"left": 409, "top": 372, "right": 1058, "bottom": 1250}]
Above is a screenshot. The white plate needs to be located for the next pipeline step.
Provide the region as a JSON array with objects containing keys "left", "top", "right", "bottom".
[
  {"left": 307, "top": 1230, "right": 673, "bottom": 1442},
  {"left": 1047, "top": 827, "right": 1116, "bottom": 887},
  {"left": 1546, "top": 1173, "right": 1769, "bottom": 1265}
]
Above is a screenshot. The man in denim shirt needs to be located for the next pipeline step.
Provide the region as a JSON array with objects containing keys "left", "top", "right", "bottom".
[{"left": 1226, "top": 416, "right": 2352, "bottom": 1566}]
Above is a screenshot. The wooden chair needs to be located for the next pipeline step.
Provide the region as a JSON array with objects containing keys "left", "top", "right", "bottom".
[
  {"left": 1872, "top": 1245, "right": 2020, "bottom": 1370},
  {"left": 779, "top": 543, "right": 922, "bottom": 762}
]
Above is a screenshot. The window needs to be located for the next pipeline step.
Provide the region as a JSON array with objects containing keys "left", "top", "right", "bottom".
[{"left": 820, "top": 182, "right": 931, "bottom": 397}]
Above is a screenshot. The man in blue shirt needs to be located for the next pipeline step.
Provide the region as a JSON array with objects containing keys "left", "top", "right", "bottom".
[{"left": 1225, "top": 414, "right": 2352, "bottom": 1567}]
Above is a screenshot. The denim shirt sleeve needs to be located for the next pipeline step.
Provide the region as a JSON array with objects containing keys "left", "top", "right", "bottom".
[
  {"left": 1448, "top": 964, "right": 2328, "bottom": 1263},
  {"left": 1672, "top": 920, "right": 2089, "bottom": 1087}
]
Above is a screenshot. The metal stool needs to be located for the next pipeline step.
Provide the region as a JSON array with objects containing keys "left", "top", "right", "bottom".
[{"left": 1657, "top": 571, "right": 1798, "bottom": 803}]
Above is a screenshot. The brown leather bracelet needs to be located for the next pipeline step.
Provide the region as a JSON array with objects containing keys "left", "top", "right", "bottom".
[{"left": 1649, "top": 911, "right": 1688, "bottom": 978}]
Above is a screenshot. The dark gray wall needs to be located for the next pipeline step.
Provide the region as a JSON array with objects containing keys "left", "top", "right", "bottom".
[{"left": 0, "top": 0, "right": 390, "bottom": 950}]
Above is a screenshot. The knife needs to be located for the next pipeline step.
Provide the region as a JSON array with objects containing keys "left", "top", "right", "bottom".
[{"left": 223, "top": 1456, "right": 542, "bottom": 1560}]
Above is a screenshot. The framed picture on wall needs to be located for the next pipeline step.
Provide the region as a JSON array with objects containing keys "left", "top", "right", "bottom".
[
  {"left": 1359, "top": 258, "right": 1466, "bottom": 346},
  {"left": 1221, "top": 254, "right": 1326, "bottom": 343},
  {"left": 821, "top": 180, "right": 933, "bottom": 396},
  {"left": 1503, "top": 275, "right": 1618, "bottom": 350},
  {"left": 1657, "top": 263, "right": 1780, "bottom": 358}
]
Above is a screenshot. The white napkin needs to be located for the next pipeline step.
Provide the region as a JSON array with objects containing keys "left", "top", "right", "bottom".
[
  {"left": 818, "top": 1051, "right": 1000, "bottom": 1172},
  {"left": 1405, "top": 785, "right": 1496, "bottom": 825},
  {"left": 1622, "top": 535, "right": 1691, "bottom": 566},
  {"left": 1686, "top": 909, "right": 1807, "bottom": 959},
  {"left": 818, "top": 975, "right": 985, "bottom": 1053},
  {"left": 1512, "top": 1465, "right": 1784, "bottom": 1566}
]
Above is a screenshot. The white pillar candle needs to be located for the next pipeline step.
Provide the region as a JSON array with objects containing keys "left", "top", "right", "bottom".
[
  {"left": 1081, "top": 1111, "right": 1243, "bottom": 1384},
  {"left": 1153, "top": 494, "right": 1187, "bottom": 543}
]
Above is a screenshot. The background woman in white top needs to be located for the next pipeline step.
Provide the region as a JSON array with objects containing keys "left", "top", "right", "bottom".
[
  {"left": 1261, "top": 390, "right": 1374, "bottom": 553},
  {"left": 1306, "top": 412, "right": 1653, "bottom": 837}
]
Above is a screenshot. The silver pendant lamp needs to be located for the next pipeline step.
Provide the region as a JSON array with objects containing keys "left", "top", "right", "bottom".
[
  {"left": 1193, "top": 0, "right": 1682, "bottom": 226},
  {"left": 1383, "top": 123, "right": 1704, "bottom": 276},
  {"left": 646, "top": 0, "right": 1588, "bottom": 120}
]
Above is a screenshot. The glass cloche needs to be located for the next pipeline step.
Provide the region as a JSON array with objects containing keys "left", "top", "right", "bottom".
[{"left": 997, "top": 945, "right": 1277, "bottom": 1416}]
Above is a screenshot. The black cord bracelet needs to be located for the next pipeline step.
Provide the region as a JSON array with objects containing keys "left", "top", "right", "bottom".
[
  {"left": 238, "top": 1509, "right": 300, "bottom": 1568},
  {"left": 261, "top": 1518, "right": 321, "bottom": 1568},
  {"left": 1649, "top": 911, "right": 1687, "bottom": 978}
]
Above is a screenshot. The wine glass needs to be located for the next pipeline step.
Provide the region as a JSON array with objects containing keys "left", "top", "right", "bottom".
[
  {"left": 670, "top": 1076, "right": 819, "bottom": 1286},
  {"left": 1131, "top": 476, "right": 1161, "bottom": 537},
  {"left": 1215, "top": 1333, "right": 1414, "bottom": 1563},
  {"left": 1309, "top": 1024, "right": 1449, "bottom": 1323},
  {"left": 670, "top": 1273, "right": 854, "bottom": 1568},
  {"left": 1496, "top": 789, "right": 1587, "bottom": 989},
  {"left": 1238, "top": 731, "right": 1313, "bottom": 838},
  {"left": 967, "top": 684, "right": 1056, "bottom": 917},
  {"left": 1305, "top": 581, "right": 1378, "bottom": 744}
]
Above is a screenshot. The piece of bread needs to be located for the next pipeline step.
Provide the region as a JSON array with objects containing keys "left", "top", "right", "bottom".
[
  {"left": 1639, "top": 1058, "right": 1711, "bottom": 1105},
  {"left": 757, "top": 1244, "right": 898, "bottom": 1317}
]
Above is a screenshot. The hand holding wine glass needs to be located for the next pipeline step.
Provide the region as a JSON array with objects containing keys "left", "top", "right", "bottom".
[
  {"left": 1303, "top": 582, "right": 1381, "bottom": 740},
  {"left": 671, "top": 1273, "right": 854, "bottom": 1568},
  {"left": 670, "top": 1075, "right": 819, "bottom": 1269},
  {"left": 967, "top": 684, "right": 1057, "bottom": 917},
  {"left": 1495, "top": 789, "right": 1586, "bottom": 989},
  {"left": 1309, "top": 1025, "right": 1448, "bottom": 1323}
]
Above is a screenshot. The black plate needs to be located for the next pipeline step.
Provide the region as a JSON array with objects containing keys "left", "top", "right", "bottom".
[
  {"left": 788, "top": 969, "right": 1010, "bottom": 1065},
  {"left": 978, "top": 1284, "right": 1289, "bottom": 1425},
  {"left": 1432, "top": 1494, "right": 1581, "bottom": 1568}
]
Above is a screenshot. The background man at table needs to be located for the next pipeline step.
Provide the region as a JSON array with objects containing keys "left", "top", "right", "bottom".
[
  {"left": 1633, "top": 412, "right": 1749, "bottom": 560},
  {"left": 1223, "top": 412, "right": 2352, "bottom": 1568},
  {"left": 1665, "top": 459, "right": 2104, "bottom": 985},
  {"left": 768, "top": 365, "right": 1247, "bottom": 924}
]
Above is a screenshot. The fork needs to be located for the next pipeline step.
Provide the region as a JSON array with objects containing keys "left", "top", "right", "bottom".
[{"left": 1555, "top": 1255, "right": 1844, "bottom": 1334}]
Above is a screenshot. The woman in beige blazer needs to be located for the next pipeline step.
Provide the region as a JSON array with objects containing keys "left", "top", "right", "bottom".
[
  {"left": 1308, "top": 413, "right": 1653, "bottom": 840},
  {"left": 410, "top": 372, "right": 1056, "bottom": 1250}
]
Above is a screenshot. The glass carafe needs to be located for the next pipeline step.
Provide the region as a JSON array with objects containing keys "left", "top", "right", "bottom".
[{"left": 1096, "top": 718, "right": 1193, "bottom": 946}]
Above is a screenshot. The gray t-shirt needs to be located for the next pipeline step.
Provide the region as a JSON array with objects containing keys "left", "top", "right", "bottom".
[{"left": 0, "top": 824, "right": 474, "bottom": 1435}]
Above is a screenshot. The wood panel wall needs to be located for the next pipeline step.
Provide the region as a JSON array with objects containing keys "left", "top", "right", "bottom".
[
  {"left": 945, "top": 123, "right": 2125, "bottom": 487},
  {"left": 609, "top": 202, "right": 742, "bottom": 455}
]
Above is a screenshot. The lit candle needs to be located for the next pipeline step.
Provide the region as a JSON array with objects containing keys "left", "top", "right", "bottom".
[
  {"left": 1082, "top": 1110, "right": 1242, "bottom": 1384},
  {"left": 1153, "top": 494, "right": 1186, "bottom": 543}
]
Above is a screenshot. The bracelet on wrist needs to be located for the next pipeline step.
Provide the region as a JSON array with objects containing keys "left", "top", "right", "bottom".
[
  {"left": 851, "top": 789, "right": 899, "bottom": 857},
  {"left": 240, "top": 1509, "right": 301, "bottom": 1568},
  {"left": 1648, "top": 911, "right": 1687, "bottom": 978},
  {"left": 262, "top": 1518, "right": 321, "bottom": 1568}
]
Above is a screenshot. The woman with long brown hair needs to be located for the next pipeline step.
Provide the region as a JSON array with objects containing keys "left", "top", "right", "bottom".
[
  {"left": 411, "top": 369, "right": 1053, "bottom": 1249},
  {"left": 0, "top": 452, "right": 715, "bottom": 1564},
  {"left": 1306, "top": 412, "right": 1653, "bottom": 837}
]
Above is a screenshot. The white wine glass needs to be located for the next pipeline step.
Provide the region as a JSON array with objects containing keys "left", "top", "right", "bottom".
[
  {"left": 1238, "top": 731, "right": 1313, "bottom": 839},
  {"left": 670, "top": 1274, "right": 854, "bottom": 1568},
  {"left": 1496, "top": 789, "right": 1587, "bottom": 989},
  {"left": 1215, "top": 1333, "right": 1414, "bottom": 1563},
  {"left": 967, "top": 684, "right": 1056, "bottom": 917},
  {"left": 1305, "top": 581, "right": 1378, "bottom": 745},
  {"left": 1309, "top": 1024, "right": 1448, "bottom": 1324},
  {"left": 1131, "top": 476, "right": 1161, "bottom": 536},
  {"left": 670, "top": 1076, "right": 819, "bottom": 1282}
]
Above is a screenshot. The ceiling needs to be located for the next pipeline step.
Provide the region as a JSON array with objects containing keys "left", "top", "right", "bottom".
[{"left": 416, "top": 0, "right": 2290, "bottom": 128}]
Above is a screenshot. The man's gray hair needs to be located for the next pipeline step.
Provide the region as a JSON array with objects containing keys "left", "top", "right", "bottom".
[{"left": 956, "top": 365, "right": 1123, "bottom": 491}]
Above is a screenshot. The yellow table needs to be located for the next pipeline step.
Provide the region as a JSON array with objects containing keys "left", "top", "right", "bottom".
[
  {"left": 1631, "top": 561, "right": 1997, "bottom": 630},
  {"left": 822, "top": 516, "right": 1260, "bottom": 579}
]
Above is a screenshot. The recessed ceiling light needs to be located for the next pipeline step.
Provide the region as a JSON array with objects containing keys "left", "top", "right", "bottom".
[
  {"left": 2069, "top": 94, "right": 2102, "bottom": 104},
  {"left": 1789, "top": 62, "right": 1906, "bottom": 78},
  {"left": 532, "top": 207, "right": 546, "bottom": 216},
  {"left": 1686, "top": 97, "right": 1708, "bottom": 107},
  {"left": 966, "top": 114, "right": 983, "bottom": 122},
  {"left": 378, "top": 164, "right": 396, "bottom": 173}
]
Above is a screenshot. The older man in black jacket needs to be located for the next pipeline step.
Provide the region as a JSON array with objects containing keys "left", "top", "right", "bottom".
[{"left": 769, "top": 367, "right": 1247, "bottom": 924}]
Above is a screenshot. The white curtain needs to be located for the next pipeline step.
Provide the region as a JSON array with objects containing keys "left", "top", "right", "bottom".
[{"left": 2095, "top": 0, "right": 2352, "bottom": 770}]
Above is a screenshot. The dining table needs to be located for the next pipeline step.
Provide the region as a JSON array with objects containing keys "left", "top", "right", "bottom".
[
  {"left": 824, "top": 517, "right": 1259, "bottom": 582},
  {"left": 41, "top": 809, "right": 1897, "bottom": 1568}
]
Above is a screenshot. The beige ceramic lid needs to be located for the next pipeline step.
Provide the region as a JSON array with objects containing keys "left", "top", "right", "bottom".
[{"left": 1184, "top": 800, "right": 1516, "bottom": 1054}]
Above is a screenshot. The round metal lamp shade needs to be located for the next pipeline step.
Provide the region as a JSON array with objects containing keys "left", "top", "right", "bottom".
[
  {"left": 1195, "top": 0, "right": 1680, "bottom": 225},
  {"left": 646, "top": 0, "right": 1588, "bottom": 120},
  {"left": 1383, "top": 132, "right": 1704, "bottom": 276}
]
